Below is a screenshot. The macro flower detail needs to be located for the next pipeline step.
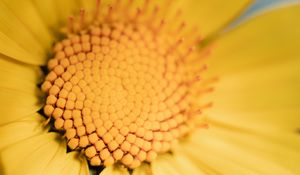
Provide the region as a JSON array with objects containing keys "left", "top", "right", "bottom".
[
  {"left": 41, "top": 0, "right": 210, "bottom": 168},
  {"left": 0, "top": 0, "right": 300, "bottom": 175}
]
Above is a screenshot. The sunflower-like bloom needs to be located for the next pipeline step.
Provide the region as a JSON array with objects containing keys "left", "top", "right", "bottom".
[{"left": 0, "top": 0, "right": 299, "bottom": 175}]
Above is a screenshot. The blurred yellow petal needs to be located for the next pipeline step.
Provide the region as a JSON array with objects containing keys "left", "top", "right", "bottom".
[
  {"left": 79, "top": 0, "right": 251, "bottom": 38},
  {"left": 207, "top": 4, "right": 300, "bottom": 75},
  {"left": 2, "top": 0, "right": 53, "bottom": 49},
  {"left": 31, "top": 0, "right": 81, "bottom": 31},
  {"left": 55, "top": 0, "right": 81, "bottom": 23},
  {"left": 209, "top": 59, "right": 300, "bottom": 108},
  {"left": 152, "top": 153, "right": 206, "bottom": 175},
  {"left": 59, "top": 152, "right": 89, "bottom": 175},
  {"left": 132, "top": 163, "right": 151, "bottom": 175},
  {"left": 205, "top": 58, "right": 300, "bottom": 133},
  {"left": 172, "top": 152, "right": 207, "bottom": 175},
  {"left": 0, "top": 113, "right": 44, "bottom": 150},
  {"left": 0, "top": 57, "right": 41, "bottom": 90},
  {"left": 31, "top": 0, "right": 60, "bottom": 30},
  {"left": 152, "top": 154, "right": 181, "bottom": 175},
  {"left": 0, "top": 1, "right": 47, "bottom": 65},
  {"left": 176, "top": 0, "right": 252, "bottom": 37},
  {"left": 0, "top": 133, "right": 87, "bottom": 175},
  {"left": 79, "top": 157, "right": 90, "bottom": 175},
  {"left": 0, "top": 112, "right": 89, "bottom": 175},
  {"left": 100, "top": 165, "right": 130, "bottom": 175},
  {"left": 78, "top": 0, "right": 95, "bottom": 13},
  {"left": 0, "top": 58, "right": 42, "bottom": 125},
  {"left": 0, "top": 87, "right": 42, "bottom": 124},
  {"left": 181, "top": 128, "right": 300, "bottom": 175}
]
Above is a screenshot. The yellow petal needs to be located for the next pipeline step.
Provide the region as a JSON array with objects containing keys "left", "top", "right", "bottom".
[
  {"left": 207, "top": 4, "right": 300, "bottom": 75},
  {"left": 78, "top": 0, "right": 95, "bottom": 13},
  {"left": 181, "top": 127, "right": 300, "bottom": 175},
  {"left": 151, "top": 154, "right": 181, "bottom": 175},
  {"left": 0, "top": 113, "right": 44, "bottom": 150},
  {"left": 0, "top": 1, "right": 47, "bottom": 65},
  {"left": 172, "top": 152, "right": 207, "bottom": 175},
  {"left": 31, "top": 0, "right": 81, "bottom": 31},
  {"left": 31, "top": 0, "right": 60, "bottom": 30},
  {"left": 204, "top": 58, "right": 300, "bottom": 133},
  {"left": 55, "top": 0, "right": 81, "bottom": 24},
  {"left": 0, "top": 115, "right": 88, "bottom": 175},
  {"left": 176, "top": 0, "right": 252, "bottom": 37},
  {"left": 78, "top": 0, "right": 250, "bottom": 38},
  {"left": 0, "top": 58, "right": 42, "bottom": 125},
  {"left": 201, "top": 4, "right": 300, "bottom": 138},
  {"left": 100, "top": 165, "right": 130, "bottom": 175},
  {"left": 0, "top": 88, "right": 42, "bottom": 124},
  {"left": 2, "top": 0, "right": 53, "bottom": 49},
  {"left": 151, "top": 153, "right": 206, "bottom": 175},
  {"left": 41, "top": 144, "right": 89, "bottom": 175},
  {"left": 0, "top": 133, "right": 88, "bottom": 175},
  {"left": 79, "top": 157, "right": 90, "bottom": 175},
  {"left": 0, "top": 57, "right": 41, "bottom": 90},
  {"left": 132, "top": 163, "right": 151, "bottom": 175}
]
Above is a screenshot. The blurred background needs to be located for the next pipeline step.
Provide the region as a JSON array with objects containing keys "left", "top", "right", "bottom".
[
  {"left": 244, "top": 0, "right": 300, "bottom": 19},
  {"left": 228, "top": 0, "right": 300, "bottom": 28}
]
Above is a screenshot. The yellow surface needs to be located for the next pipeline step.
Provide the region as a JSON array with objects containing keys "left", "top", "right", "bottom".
[
  {"left": 207, "top": 4, "right": 300, "bottom": 75},
  {"left": 0, "top": 0, "right": 299, "bottom": 175},
  {"left": 180, "top": 127, "right": 300, "bottom": 175},
  {"left": 132, "top": 163, "right": 151, "bottom": 175},
  {"left": 0, "top": 131, "right": 89, "bottom": 175},
  {"left": 100, "top": 165, "right": 130, "bottom": 175},
  {"left": 176, "top": 0, "right": 252, "bottom": 37},
  {"left": 204, "top": 4, "right": 300, "bottom": 136},
  {"left": 0, "top": 1, "right": 47, "bottom": 65},
  {"left": 0, "top": 57, "right": 42, "bottom": 124},
  {"left": 152, "top": 153, "right": 207, "bottom": 175},
  {"left": 2, "top": 0, "right": 53, "bottom": 48},
  {"left": 184, "top": 4, "right": 300, "bottom": 175},
  {"left": 0, "top": 114, "right": 44, "bottom": 149}
]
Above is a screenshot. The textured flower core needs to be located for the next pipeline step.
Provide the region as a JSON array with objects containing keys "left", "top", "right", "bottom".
[{"left": 41, "top": 0, "right": 210, "bottom": 169}]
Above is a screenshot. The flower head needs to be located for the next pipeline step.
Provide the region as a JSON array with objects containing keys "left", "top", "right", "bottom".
[
  {"left": 41, "top": 0, "right": 211, "bottom": 168},
  {"left": 0, "top": 0, "right": 299, "bottom": 175}
]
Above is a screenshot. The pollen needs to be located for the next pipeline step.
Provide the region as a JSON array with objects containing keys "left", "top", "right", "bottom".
[{"left": 41, "top": 0, "right": 213, "bottom": 169}]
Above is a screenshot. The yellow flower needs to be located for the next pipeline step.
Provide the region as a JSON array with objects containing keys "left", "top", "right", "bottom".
[{"left": 0, "top": 0, "right": 299, "bottom": 175}]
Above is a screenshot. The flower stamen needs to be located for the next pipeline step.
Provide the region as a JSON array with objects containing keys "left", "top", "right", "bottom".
[{"left": 80, "top": 9, "right": 86, "bottom": 29}]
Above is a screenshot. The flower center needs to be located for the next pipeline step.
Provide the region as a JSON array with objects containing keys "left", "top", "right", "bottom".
[{"left": 41, "top": 0, "right": 211, "bottom": 169}]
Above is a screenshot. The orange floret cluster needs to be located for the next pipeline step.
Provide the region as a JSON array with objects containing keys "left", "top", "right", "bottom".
[{"left": 41, "top": 0, "right": 211, "bottom": 169}]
